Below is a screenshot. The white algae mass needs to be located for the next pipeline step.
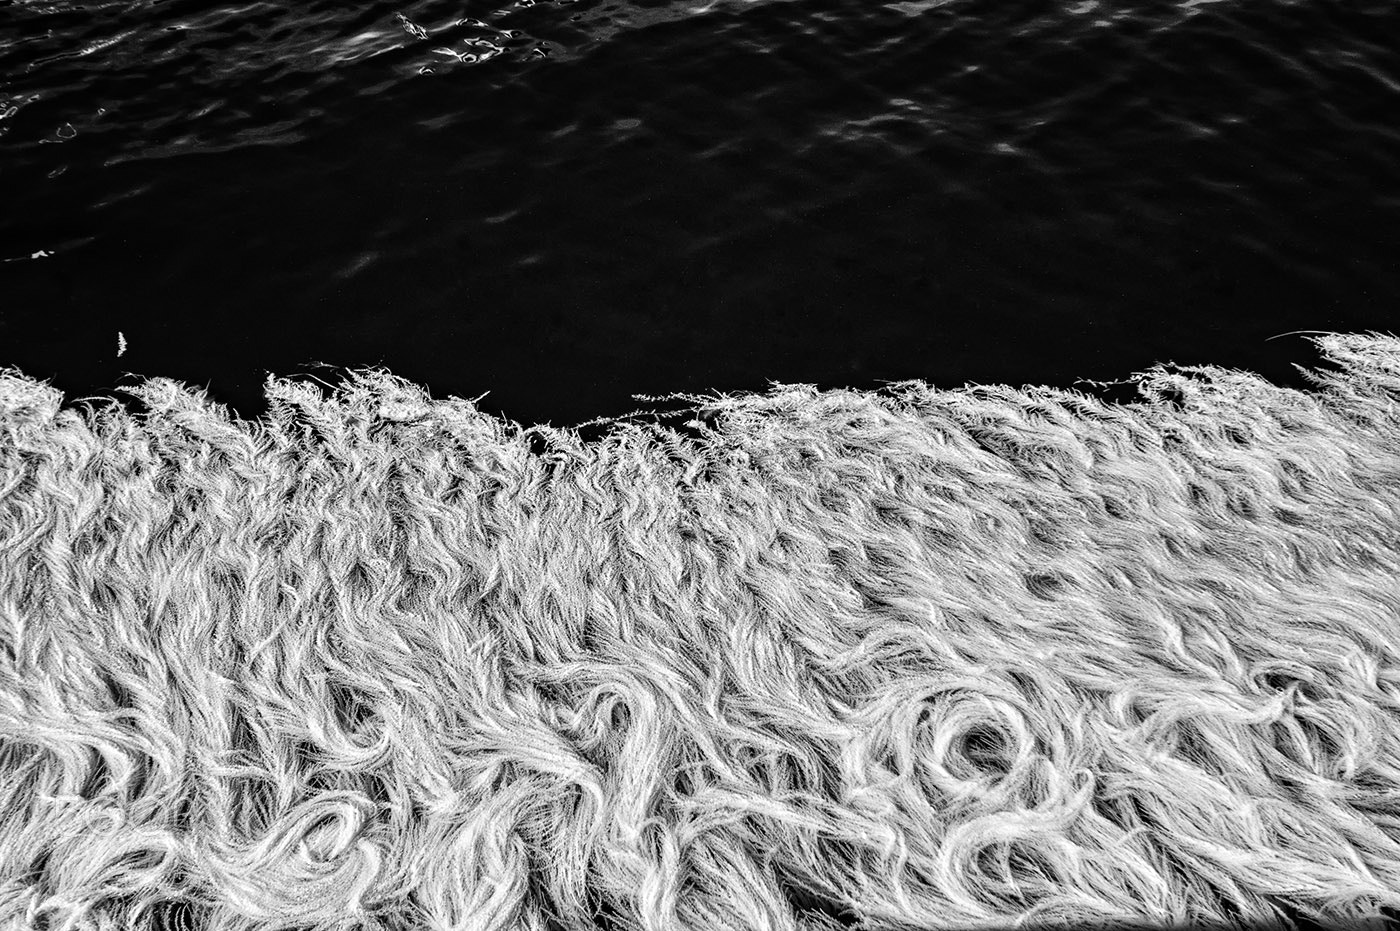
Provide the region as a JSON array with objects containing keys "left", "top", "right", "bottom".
[{"left": 2, "top": 333, "right": 1400, "bottom": 930}]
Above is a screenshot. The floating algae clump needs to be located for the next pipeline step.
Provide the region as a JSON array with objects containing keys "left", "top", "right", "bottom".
[{"left": 1, "top": 333, "right": 1400, "bottom": 931}]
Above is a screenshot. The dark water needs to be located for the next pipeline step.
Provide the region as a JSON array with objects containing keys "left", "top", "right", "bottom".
[{"left": 2, "top": 0, "right": 1398, "bottom": 429}]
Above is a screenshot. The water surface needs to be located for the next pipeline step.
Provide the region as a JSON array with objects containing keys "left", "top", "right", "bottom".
[{"left": 2, "top": 0, "right": 1397, "bottom": 425}]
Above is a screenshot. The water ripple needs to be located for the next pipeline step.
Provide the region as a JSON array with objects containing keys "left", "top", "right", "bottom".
[
  {"left": 0, "top": 0, "right": 1397, "bottom": 309},
  {"left": 1, "top": 0, "right": 1396, "bottom": 176}
]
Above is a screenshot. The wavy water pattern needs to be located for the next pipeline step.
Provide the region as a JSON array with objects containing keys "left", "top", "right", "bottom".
[
  {"left": 2, "top": 0, "right": 1399, "bottom": 437},
  {"left": 2, "top": 0, "right": 1396, "bottom": 170}
]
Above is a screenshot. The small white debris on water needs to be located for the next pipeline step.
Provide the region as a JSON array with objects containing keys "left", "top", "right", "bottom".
[{"left": 117, "top": 332, "right": 127, "bottom": 357}]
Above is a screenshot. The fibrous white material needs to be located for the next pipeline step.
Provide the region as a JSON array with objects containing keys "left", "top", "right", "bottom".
[{"left": 2, "top": 334, "right": 1400, "bottom": 931}]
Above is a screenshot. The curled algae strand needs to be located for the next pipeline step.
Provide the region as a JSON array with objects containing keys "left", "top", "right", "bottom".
[{"left": 4, "top": 334, "right": 1400, "bottom": 928}]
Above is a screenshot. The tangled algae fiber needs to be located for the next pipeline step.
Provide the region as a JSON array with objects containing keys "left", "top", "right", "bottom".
[{"left": 3, "top": 333, "right": 1400, "bottom": 931}]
